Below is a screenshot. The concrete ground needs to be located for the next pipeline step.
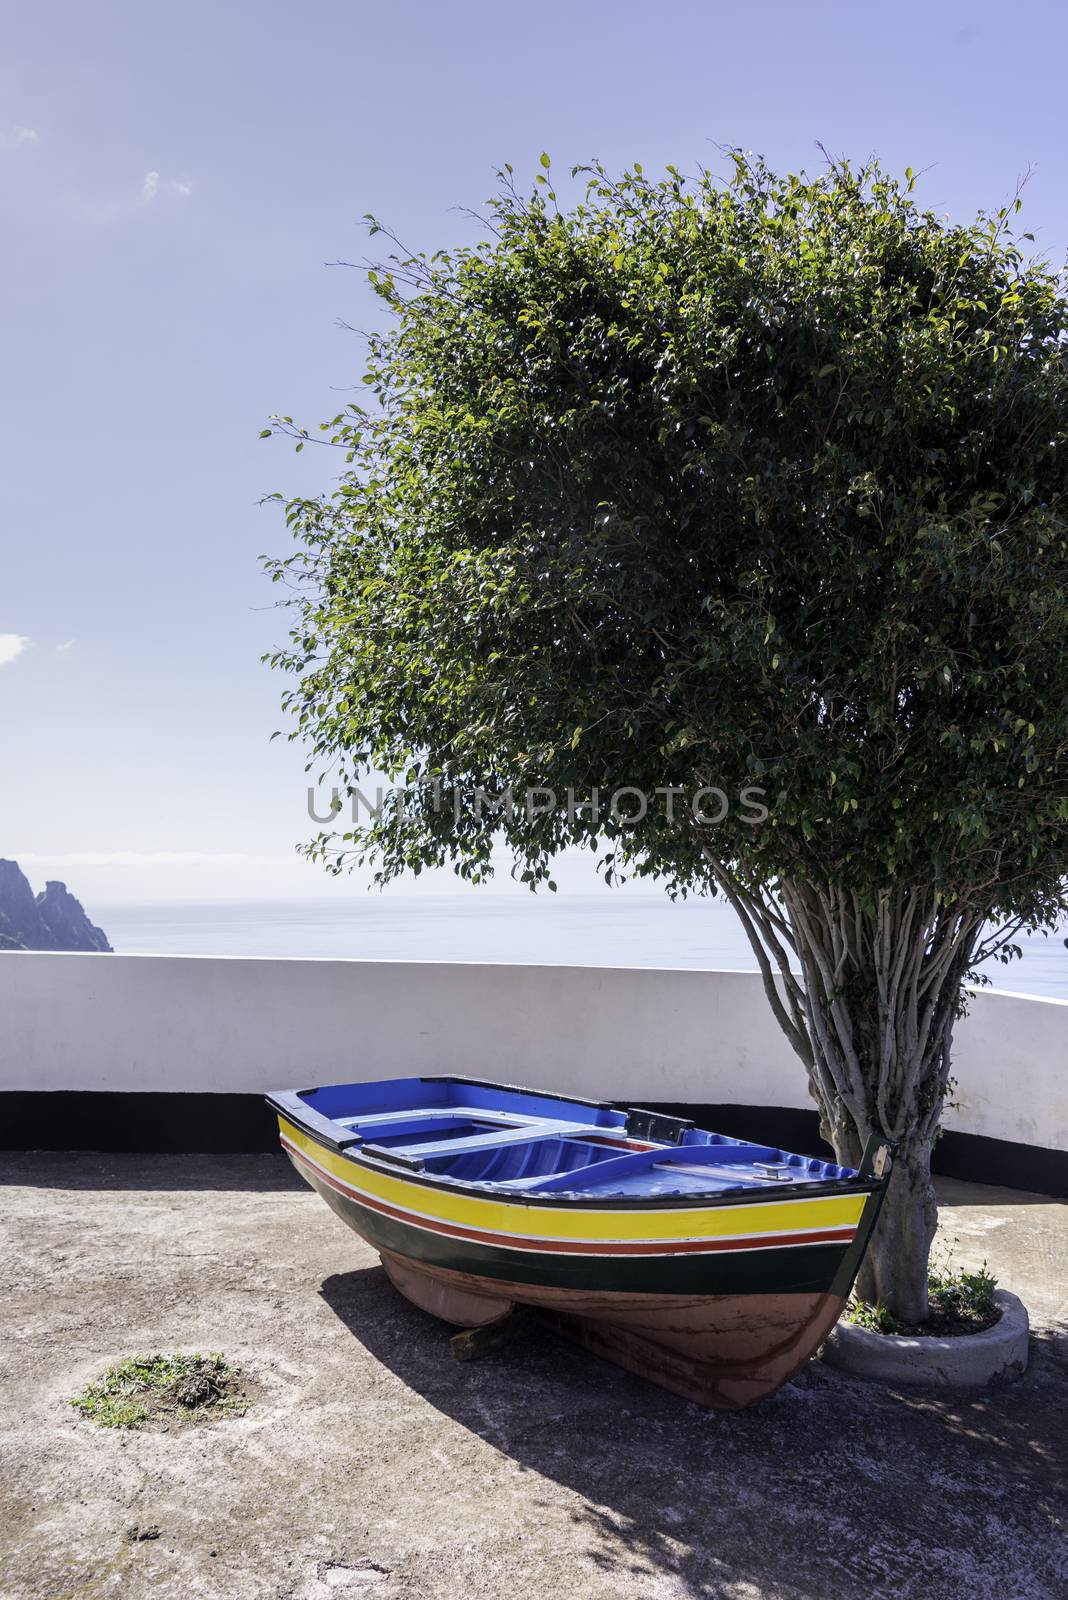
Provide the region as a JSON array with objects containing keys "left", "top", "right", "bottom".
[{"left": 1, "top": 1157, "right": 1065, "bottom": 1600}]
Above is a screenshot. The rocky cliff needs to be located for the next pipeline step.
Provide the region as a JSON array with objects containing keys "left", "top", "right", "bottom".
[{"left": 0, "top": 859, "right": 112, "bottom": 952}]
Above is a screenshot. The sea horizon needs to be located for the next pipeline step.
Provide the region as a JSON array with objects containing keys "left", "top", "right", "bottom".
[{"left": 94, "top": 891, "right": 1068, "bottom": 1001}]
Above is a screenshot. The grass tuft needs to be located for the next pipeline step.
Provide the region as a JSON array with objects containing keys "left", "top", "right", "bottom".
[
  {"left": 846, "top": 1261, "right": 1000, "bottom": 1337},
  {"left": 845, "top": 1299, "right": 901, "bottom": 1335},
  {"left": 70, "top": 1352, "right": 246, "bottom": 1430}
]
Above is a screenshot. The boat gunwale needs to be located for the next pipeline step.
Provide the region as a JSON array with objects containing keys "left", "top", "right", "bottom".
[{"left": 269, "top": 1098, "right": 882, "bottom": 1214}]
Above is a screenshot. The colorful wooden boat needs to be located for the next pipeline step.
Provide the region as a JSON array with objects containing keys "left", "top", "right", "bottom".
[{"left": 269, "top": 1075, "right": 894, "bottom": 1409}]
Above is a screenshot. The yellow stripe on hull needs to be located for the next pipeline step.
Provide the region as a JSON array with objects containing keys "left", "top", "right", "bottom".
[{"left": 279, "top": 1117, "right": 867, "bottom": 1244}]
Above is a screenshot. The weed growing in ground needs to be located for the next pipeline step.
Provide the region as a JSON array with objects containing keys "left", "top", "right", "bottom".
[
  {"left": 845, "top": 1299, "right": 901, "bottom": 1335},
  {"left": 70, "top": 1352, "right": 247, "bottom": 1429},
  {"left": 846, "top": 1260, "right": 999, "bottom": 1337}
]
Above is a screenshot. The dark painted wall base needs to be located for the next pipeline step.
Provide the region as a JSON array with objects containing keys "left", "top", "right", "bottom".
[
  {"left": 1, "top": 1091, "right": 1066, "bottom": 1199},
  {"left": 0, "top": 1091, "right": 279, "bottom": 1156}
]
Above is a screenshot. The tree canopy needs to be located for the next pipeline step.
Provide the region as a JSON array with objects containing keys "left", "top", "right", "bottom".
[{"left": 265, "top": 152, "right": 1068, "bottom": 940}]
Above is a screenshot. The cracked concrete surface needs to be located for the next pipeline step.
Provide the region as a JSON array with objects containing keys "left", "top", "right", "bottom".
[{"left": 1, "top": 1155, "right": 1065, "bottom": 1600}]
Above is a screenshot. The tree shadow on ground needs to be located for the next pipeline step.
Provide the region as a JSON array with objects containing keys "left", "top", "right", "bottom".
[{"left": 320, "top": 1266, "right": 1068, "bottom": 1600}]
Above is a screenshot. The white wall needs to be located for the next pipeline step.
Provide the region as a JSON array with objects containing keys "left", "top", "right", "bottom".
[{"left": 1, "top": 953, "right": 1065, "bottom": 1152}]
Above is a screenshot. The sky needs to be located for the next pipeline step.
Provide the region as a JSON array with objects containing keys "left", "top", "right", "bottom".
[{"left": 2, "top": 0, "right": 1068, "bottom": 906}]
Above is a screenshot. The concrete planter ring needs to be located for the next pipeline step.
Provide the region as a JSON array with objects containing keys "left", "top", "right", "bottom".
[{"left": 822, "top": 1290, "right": 1030, "bottom": 1388}]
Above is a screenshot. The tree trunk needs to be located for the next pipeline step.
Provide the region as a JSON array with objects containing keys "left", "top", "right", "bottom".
[
  {"left": 830, "top": 1125, "right": 938, "bottom": 1322},
  {"left": 703, "top": 862, "right": 983, "bottom": 1325},
  {"left": 779, "top": 884, "right": 980, "bottom": 1322}
]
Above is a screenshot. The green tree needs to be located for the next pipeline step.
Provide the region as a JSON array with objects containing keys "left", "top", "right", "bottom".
[{"left": 264, "top": 154, "right": 1068, "bottom": 1321}]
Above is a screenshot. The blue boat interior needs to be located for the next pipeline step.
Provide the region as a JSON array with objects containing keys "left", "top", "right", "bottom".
[{"left": 281, "top": 1076, "right": 858, "bottom": 1198}]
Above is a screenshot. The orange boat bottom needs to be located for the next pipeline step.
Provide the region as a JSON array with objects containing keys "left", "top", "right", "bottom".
[{"left": 379, "top": 1249, "right": 845, "bottom": 1411}]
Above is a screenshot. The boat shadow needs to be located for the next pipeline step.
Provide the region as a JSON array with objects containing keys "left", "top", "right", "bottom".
[{"left": 320, "top": 1265, "right": 1068, "bottom": 1599}]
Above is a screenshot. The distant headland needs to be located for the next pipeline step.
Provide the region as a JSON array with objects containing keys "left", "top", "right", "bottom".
[{"left": 0, "top": 859, "right": 112, "bottom": 952}]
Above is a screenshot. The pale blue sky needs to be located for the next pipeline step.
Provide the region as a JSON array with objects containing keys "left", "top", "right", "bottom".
[{"left": 3, "top": 0, "right": 1067, "bottom": 904}]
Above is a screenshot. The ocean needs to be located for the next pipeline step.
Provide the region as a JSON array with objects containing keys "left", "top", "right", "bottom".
[{"left": 97, "top": 892, "right": 1068, "bottom": 1000}]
